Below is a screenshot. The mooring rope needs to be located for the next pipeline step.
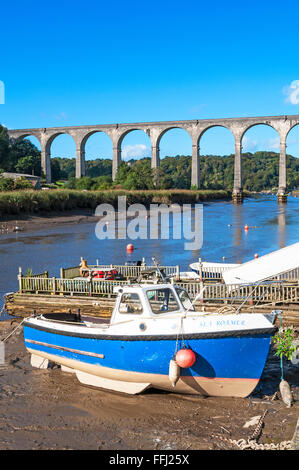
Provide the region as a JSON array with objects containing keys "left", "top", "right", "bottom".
[
  {"left": 1, "top": 316, "right": 31, "bottom": 343},
  {"left": 212, "top": 409, "right": 293, "bottom": 450},
  {"left": 0, "top": 304, "right": 5, "bottom": 319},
  {"left": 279, "top": 312, "right": 284, "bottom": 381},
  {"left": 174, "top": 315, "right": 187, "bottom": 357}
]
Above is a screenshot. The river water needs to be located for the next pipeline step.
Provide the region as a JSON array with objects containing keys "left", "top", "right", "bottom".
[{"left": 0, "top": 194, "right": 299, "bottom": 310}]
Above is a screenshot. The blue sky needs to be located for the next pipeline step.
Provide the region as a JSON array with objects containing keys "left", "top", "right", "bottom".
[{"left": 1, "top": 0, "right": 299, "bottom": 160}]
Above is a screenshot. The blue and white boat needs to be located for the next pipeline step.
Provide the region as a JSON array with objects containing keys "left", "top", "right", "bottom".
[{"left": 23, "top": 283, "right": 278, "bottom": 397}]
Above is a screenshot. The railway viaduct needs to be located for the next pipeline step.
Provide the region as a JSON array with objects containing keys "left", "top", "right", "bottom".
[{"left": 7, "top": 114, "right": 299, "bottom": 202}]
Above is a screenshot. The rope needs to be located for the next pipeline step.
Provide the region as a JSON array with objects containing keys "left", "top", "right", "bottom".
[
  {"left": 174, "top": 315, "right": 187, "bottom": 357},
  {"left": 0, "top": 303, "right": 6, "bottom": 318},
  {"left": 279, "top": 312, "right": 284, "bottom": 381},
  {"left": 0, "top": 314, "right": 36, "bottom": 343},
  {"left": 212, "top": 408, "right": 292, "bottom": 450}
]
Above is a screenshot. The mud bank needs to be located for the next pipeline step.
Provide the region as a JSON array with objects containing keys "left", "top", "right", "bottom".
[
  {"left": 0, "top": 209, "right": 100, "bottom": 234},
  {"left": 0, "top": 320, "right": 298, "bottom": 450},
  {"left": 0, "top": 205, "right": 178, "bottom": 234}
]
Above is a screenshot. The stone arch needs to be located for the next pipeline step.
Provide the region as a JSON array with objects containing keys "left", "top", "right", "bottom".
[
  {"left": 45, "top": 131, "right": 76, "bottom": 152},
  {"left": 196, "top": 125, "right": 236, "bottom": 191},
  {"left": 239, "top": 123, "right": 283, "bottom": 195},
  {"left": 118, "top": 128, "right": 151, "bottom": 161},
  {"left": 197, "top": 124, "right": 235, "bottom": 145},
  {"left": 112, "top": 128, "right": 152, "bottom": 180},
  {"left": 11, "top": 132, "right": 42, "bottom": 147},
  {"left": 155, "top": 125, "right": 193, "bottom": 148},
  {"left": 43, "top": 131, "right": 77, "bottom": 183},
  {"left": 9, "top": 133, "right": 42, "bottom": 177},
  {"left": 240, "top": 122, "right": 280, "bottom": 144},
  {"left": 153, "top": 126, "right": 193, "bottom": 189},
  {"left": 116, "top": 127, "right": 151, "bottom": 149},
  {"left": 285, "top": 120, "right": 299, "bottom": 141},
  {"left": 81, "top": 129, "right": 113, "bottom": 151},
  {"left": 80, "top": 130, "right": 113, "bottom": 178},
  {"left": 284, "top": 122, "right": 299, "bottom": 192}
]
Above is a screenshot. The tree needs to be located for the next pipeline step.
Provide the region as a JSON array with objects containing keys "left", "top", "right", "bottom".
[
  {"left": 15, "top": 155, "right": 41, "bottom": 176},
  {"left": 0, "top": 125, "right": 10, "bottom": 171}
]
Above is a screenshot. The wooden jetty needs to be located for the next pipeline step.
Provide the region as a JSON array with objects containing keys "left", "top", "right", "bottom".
[{"left": 3, "top": 261, "right": 299, "bottom": 325}]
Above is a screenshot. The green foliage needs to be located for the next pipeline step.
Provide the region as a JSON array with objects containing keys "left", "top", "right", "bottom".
[
  {"left": 0, "top": 189, "right": 230, "bottom": 215},
  {"left": 0, "top": 176, "right": 14, "bottom": 191},
  {"left": 0, "top": 125, "right": 10, "bottom": 171},
  {"left": 86, "top": 159, "right": 112, "bottom": 178},
  {"left": 15, "top": 155, "right": 41, "bottom": 176},
  {"left": 0, "top": 176, "right": 34, "bottom": 191},
  {"left": 1, "top": 120, "right": 299, "bottom": 191},
  {"left": 272, "top": 327, "right": 297, "bottom": 361},
  {"left": 0, "top": 125, "right": 42, "bottom": 176},
  {"left": 14, "top": 177, "right": 34, "bottom": 190}
]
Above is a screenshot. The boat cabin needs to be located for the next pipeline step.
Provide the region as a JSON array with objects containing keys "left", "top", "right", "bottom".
[
  {"left": 110, "top": 284, "right": 195, "bottom": 324},
  {"left": 39, "top": 284, "right": 195, "bottom": 327}
]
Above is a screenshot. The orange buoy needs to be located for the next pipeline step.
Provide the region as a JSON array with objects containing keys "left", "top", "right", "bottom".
[
  {"left": 175, "top": 349, "right": 196, "bottom": 368},
  {"left": 254, "top": 253, "right": 259, "bottom": 259},
  {"left": 126, "top": 243, "right": 134, "bottom": 252},
  {"left": 244, "top": 224, "right": 249, "bottom": 231}
]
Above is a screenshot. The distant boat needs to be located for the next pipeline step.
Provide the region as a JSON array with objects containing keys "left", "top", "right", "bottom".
[
  {"left": 23, "top": 281, "right": 277, "bottom": 397},
  {"left": 189, "top": 261, "right": 240, "bottom": 279}
]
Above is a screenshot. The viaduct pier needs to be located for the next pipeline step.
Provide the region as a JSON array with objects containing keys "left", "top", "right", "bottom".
[{"left": 8, "top": 114, "right": 299, "bottom": 202}]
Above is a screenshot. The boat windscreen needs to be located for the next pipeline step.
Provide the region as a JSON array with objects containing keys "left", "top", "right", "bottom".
[
  {"left": 146, "top": 288, "right": 180, "bottom": 314},
  {"left": 175, "top": 288, "right": 195, "bottom": 311}
]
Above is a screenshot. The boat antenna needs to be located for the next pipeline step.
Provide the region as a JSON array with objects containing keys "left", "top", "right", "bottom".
[{"left": 151, "top": 257, "right": 166, "bottom": 283}]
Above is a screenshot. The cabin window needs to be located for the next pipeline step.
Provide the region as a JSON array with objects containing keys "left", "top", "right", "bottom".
[
  {"left": 175, "top": 288, "right": 195, "bottom": 311},
  {"left": 119, "top": 293, "right": 143, "bottom": 314},
  {"left": 146, "top": 288, "right": 180, "bottom": 314}
]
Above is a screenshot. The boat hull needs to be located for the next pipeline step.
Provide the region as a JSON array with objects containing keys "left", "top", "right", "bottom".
[{"left": 23, "top": 321, "right": 274, "bottom": 397}]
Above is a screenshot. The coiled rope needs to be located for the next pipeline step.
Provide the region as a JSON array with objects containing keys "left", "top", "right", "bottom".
[{"left": 212, "top": 410, "right": 293, "bottom": 450}]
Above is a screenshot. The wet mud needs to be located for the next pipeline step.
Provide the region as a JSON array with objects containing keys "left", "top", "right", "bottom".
[
  {"left": 0, "top": 209, "right": 99, "bottom": 234},
  {"left": 0, "top": 320, "right": 298, "bottom": 450}
]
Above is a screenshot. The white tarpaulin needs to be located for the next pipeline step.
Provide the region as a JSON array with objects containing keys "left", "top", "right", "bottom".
[{"left": 222, "top": 242, "right": 299, "bottom": 285}]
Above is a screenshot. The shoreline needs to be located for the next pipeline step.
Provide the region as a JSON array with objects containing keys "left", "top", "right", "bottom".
[
  {"left": 0, "top": 319, "right": 297, "bottom": 450},
  {"left": 0, "top": 189, "right": 233, "bottom": 221},
  {"left": 0, "top": 209, "right": 101, "bottom": 233},
  {"left": 0, "top": 189, "right": 235, "bottom": 234}
]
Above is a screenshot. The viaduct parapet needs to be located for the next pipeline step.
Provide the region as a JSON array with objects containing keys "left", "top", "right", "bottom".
[{"left": 7, "top": 114, "right": 299, "bottom": 202}]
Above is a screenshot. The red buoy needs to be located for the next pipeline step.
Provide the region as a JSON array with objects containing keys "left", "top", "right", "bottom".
[
  {"left": 175, "top": 349, "right": 196, "bottom": 368},
  {"left": 126, "top": 244, "right": 134, "bottom": 252},
  {"left": 244, "top": 224, "right": 249, "bottom": 231},
  {"left": 254, "top": 253, "right": 259, "bottom": 259}
]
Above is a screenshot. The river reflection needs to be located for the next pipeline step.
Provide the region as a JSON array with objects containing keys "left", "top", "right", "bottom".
[{"left": 0, "top": 195, "right": 298, "bottom": 308}]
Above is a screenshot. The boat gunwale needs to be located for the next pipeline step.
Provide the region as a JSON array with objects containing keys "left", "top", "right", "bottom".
[{"left": 23, "top": 319, "right": 277, "bottom": 341}]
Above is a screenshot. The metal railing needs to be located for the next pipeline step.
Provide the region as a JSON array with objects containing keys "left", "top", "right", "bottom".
[
  {"left": 18, "top": 275, "right": 299, "bottom": 304},
  {"left": 60, "top": 264, "right": 180, "bottom": 279}
]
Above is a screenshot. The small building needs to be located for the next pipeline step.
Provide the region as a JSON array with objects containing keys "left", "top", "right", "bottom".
[{"left": 1, "top": 172, "right": 41, "bottom": 189}]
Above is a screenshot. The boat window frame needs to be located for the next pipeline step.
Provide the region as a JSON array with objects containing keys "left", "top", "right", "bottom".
[
  {"left": 145, "top": 287, "right": 182, "bottom": 315},
  {"left": 118, "top": 292, "right": 144, "bottom": 315},
  {"left": 175, "top": 287, "right": 195, "bottom": 311}
]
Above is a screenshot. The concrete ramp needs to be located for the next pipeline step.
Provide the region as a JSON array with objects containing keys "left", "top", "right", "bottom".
[{"left": 222, "top": 242, "right": 299, "bottom": 285}]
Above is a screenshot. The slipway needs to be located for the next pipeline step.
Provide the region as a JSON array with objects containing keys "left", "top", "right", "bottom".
[{"left": 222, "top": 242, "right": 299, "bottom": 285}]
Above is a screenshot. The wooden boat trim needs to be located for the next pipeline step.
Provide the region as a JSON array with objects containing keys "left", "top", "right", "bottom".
[{"left": 25, "top": 338, "right": 105, "bottom": 359}]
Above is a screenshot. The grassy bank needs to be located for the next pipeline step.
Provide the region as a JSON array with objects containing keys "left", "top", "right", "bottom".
[{"left": 0, "top": 189, "right": 233, "bottom": 216}]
